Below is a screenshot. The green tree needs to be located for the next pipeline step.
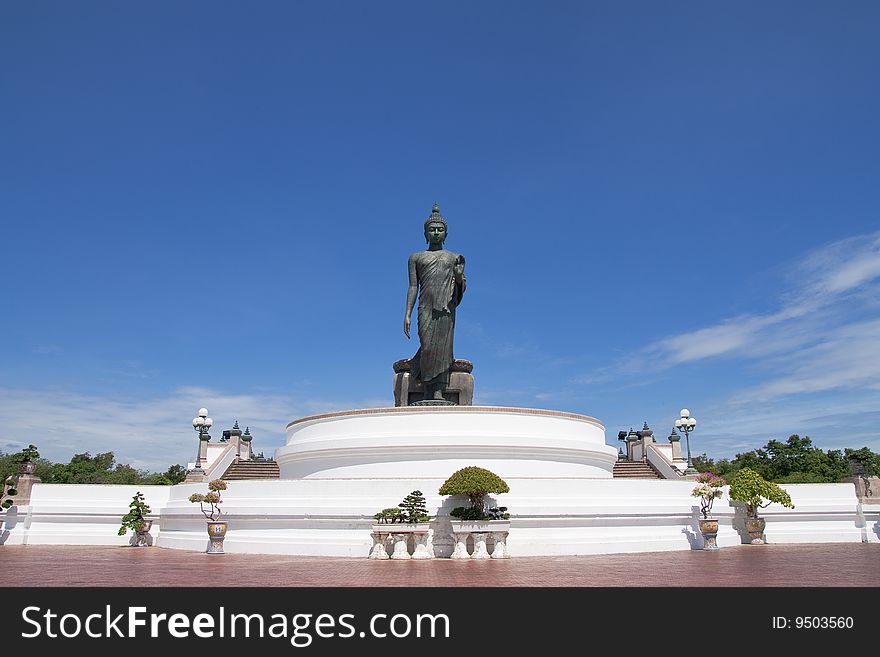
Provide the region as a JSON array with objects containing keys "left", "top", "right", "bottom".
[
  {"left": 845, "top": 447, "right": 880, "bottom": 477},
  {"left": 696, "top": 435, "right": 869, "bottom": 483}
]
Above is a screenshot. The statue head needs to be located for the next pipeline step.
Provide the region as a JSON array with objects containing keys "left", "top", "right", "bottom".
[{"left": 424, "top": 203, "right": 448, "bottom": 245}]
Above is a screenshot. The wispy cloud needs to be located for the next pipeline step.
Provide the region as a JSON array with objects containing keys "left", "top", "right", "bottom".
[
  {"left": 576, "top": 230, "right": 880, "bottom": 457},
  {"left": 0, "top": 386, "right": 384, "bottom": 472},
  {"left": 580, "top": 230, "right": 880, "bottom": 393}
]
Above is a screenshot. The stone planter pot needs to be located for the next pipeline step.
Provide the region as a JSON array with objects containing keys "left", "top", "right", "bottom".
[
  {"left": 371, "top": 523, "right": 433, "bottom": 560},
  {"left": 135, "top": 519, "right": 153, "bottom": 547},
  {"left": 449, "top": 520, "right": 511, "bottom": 559},
  {"left": 206, "top": 520, "right": 228, "bottom": 554},
  {"left": 698, "top": 518, "right": 719, "bottom": 550},
  {"left": 745, "top": 517, "right": 766, "bottom": 545},
  {"left": 17, "top": 461, "right": 36, "bottom": 476}
]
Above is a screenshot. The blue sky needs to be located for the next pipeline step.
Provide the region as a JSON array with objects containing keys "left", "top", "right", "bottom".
[{"left": 2, "top": 2, "right": 879, "bottom": 471}]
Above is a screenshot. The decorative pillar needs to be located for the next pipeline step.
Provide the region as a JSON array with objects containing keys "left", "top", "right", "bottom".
[
  {"left": 450, "top": 531, "right": 470, "bottom": 559},
  {"left": 471, "top": 532, "right": 491, "bottom": 559},
  {"left": 390, "top": 533, "right": 411, "bottom": 559},
  {"left": 411, "top": 530, "right": 434, "bottom": 559},
  {"left": 229, "top": 421, "right": 243, "bottom": 459},
  {"left": 241, "top": 427, "right": 253, "bottom": 460},
  {"left": 369, "top": 531, "right": 390, "bottom": 559},
  {"left": 12, "top": 461, "right": 41, "bottom": 504},
  {"left": 490, "top": 531, "right": 509, "bottom": 559},
  {"left": 667, "top": 426, "right": 683, "bottom": 461}
]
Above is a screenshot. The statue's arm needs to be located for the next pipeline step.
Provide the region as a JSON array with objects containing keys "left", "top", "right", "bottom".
[{"left": 404, "top": 254, "right": 418, "bottom": 338}]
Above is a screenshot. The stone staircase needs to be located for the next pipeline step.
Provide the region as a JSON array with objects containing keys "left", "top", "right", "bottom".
[
  {"left": 221, "top": 459, "right": 281, "bottom": 481},
  {"left": 613, "top": 459, "right": 663, "bottom": 479}
]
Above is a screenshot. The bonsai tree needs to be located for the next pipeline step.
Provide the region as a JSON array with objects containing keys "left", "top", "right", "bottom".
[
  {"left": 118, "top": 491, "right": 152, "bottom": 543},
  {"left": 691, "top": 472, "right": 726, "bottom": 519},
  {"left": 728, "top": 467, "right": 794, "bottom": 518},
  {"left": 12, "top": 444, "right": 39, "bottom": 463},
  {"left": 398, "top": 490, "right": 431, "bottom": 524},
  {"left": 1, "top": 476, "right": 18, "bottom": 510},
  {"left": 188, "top": 478, "right": 227, "bottom": 522},
  {"left": 439, "top": 466, "right": 510, "bottom": 521}
]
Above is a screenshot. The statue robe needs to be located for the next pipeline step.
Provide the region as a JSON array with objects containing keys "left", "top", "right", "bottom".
[{"left": 411, "top": 249, "right": 464, "bottom": 385}]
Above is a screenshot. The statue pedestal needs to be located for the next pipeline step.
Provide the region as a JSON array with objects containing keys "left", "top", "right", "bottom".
[
  {"left": 393, "top": 358, "right": 474, "bottom": 406},
  {"left": 277, "top": 405, "right": 613, "bottom": 479}
]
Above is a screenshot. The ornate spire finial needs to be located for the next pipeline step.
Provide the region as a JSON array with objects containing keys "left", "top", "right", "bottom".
[{"left": 424, "top": 202, "right": 447, "bottom": 230}]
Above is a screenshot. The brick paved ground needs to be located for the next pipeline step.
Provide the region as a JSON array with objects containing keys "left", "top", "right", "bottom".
[{"left": 0, "top": 543, "right": 877, "bottom": 586}]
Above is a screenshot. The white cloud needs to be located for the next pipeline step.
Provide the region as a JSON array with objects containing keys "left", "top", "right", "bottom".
[
  {"left": 592, "top": 230, "right": 880, "bottom": 384},
  {"left": 0, "top": 386, "right": 384, "bottom": 472}
]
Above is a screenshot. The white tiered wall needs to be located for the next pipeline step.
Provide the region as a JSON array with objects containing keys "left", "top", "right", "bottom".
[{"left": 3, "top": 405, "right": 877, "bottom": 555}]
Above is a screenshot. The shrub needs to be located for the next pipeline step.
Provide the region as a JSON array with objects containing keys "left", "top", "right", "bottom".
[
  {"left": 1, "top": 476, "right": 17, "bottom": 510},
  {"left": 450, "top": 505, "right": 509, "bottom": 521},
  {"left": 373, "top": 508, "right": 405, "bottom": 524},
  {"left": 728, "top": 467, "right": 794, "bottom": 519}
]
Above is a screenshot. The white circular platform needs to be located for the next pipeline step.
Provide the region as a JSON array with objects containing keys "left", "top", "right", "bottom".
[{"left": 277, "top": 405, "right": 616, "bottom": 479}]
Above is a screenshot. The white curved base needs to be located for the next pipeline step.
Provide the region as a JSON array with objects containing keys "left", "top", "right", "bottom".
[{"left": 278, "top": 406, "right": 616, "bottom": 479}]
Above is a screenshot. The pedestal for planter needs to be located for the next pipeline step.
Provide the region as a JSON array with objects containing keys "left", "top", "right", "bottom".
[
  {"left": 698, "top": 518, "right": 719, "bottom": 550},
  {"left": 449, "top": 520, "right": 511, "bottom": 559},
  {"left": 745, "top": 517, "right": 766, "bottom": 545},
  {"left": 206, "top": 521, "right": 228, "bottom": 554},
  {"left": 369, "top": 528, "right": 391, "bottom": 559},
  {"left": 372, "top": 524, "right": 433, "bottom": 560},
  {"left": 135, "top": 520, "right": 153, "bottom": 547}
]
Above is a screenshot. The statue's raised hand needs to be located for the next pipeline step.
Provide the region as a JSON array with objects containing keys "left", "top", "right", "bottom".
[{"left": 453, "top": 254, "right": 465, "bottom": 280}]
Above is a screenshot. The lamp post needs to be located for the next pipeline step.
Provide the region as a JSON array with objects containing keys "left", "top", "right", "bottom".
[
  {"left": 674, "top": 408, "right": 698, "bottom": 475},
  {"left": 192, "top": 407, "right": 213, "bottom": 473}
]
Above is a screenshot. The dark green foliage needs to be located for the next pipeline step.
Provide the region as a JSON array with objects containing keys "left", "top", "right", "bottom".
[
  {"left": 398, "top": 490, "right": 431, "bottom": 523},
  {"left": 12, "top": 445, "right": 40, "bottom": 462},
  {"left": 694, "top": 435, "right": 878, "bottom": 483},
  {"left": 0, "top": 449, "right": 186, "bottom": 486},
  {"left": 1, "top": 476, "right": 17, "bottom": 510},
  {"left": 450, "top": 505, "right": 509, "bottom": 521},
  {"left": 374, "top": 490, "right": 432, "bottom": 524},
  {"left": 439, "top": 466, "right": 510, "bottom": 514},
  {"left": 844, "top": 447, "right": 880, "bottom": 478},
  {"left": 373, "top": 508, "right": 405, "bottom": 524}
]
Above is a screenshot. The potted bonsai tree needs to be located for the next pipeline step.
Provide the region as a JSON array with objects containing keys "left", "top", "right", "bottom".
[
  {"left": 0, "top": 475, "right": 16, "bottom": 537},
  {"left": 728, "top": 467, "right": 794, "bottom": 544},
  {"left": 118, "top": 491, "right": 153, "bottom": 547},
  {"left": 370, "top": 490, "right": 433, "bottom": 560},
  {"left": 12, "top": 444, "right": 40, "bottom": 475},
  {"left": 188, "top": 478, "right": 228, "bottom": 554},
  {"left": 439, "top": 466, "right": 510, "bottom": 559},
  {"left": 691, "top": 472, "right": 726, "bottom": 550},
  {"left": 1, "top": 476, "right": 18, "bottom": 510}
]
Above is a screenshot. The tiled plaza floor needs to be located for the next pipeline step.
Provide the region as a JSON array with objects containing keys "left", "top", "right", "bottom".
[{"left": 0, "top": 542, "right": 877, "bottom": 586}]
